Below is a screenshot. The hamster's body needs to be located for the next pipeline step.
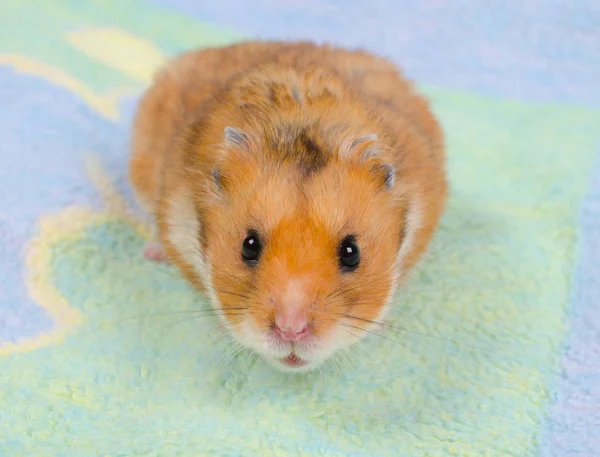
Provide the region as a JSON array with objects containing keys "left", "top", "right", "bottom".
[{"left": 129, "top": 41, "right": 446, "bottom": 372}]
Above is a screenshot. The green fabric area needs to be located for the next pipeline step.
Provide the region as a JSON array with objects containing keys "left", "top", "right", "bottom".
[
  {"left": 2, "top": 91, "right": 598, "bottom": 456},
  {"left": 1, "top": 0, "right": 240, "bottom": 90}
]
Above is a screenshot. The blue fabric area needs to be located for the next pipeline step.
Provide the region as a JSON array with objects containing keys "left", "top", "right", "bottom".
[
  {"left": 540, "top": 154, "right": 600, "bottom": 456},
  {"left": 150, "top": 0, "right": 600, "bottom": 107},
  {"left": 0, "top": 68, "right": 134, "bottom": 344}
]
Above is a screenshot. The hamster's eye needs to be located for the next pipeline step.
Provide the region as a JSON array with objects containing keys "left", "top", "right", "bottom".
[
  {"left": 242, "top": 231, "right": 262, "bottom": 266},
  {"left": 338, "top": 236, "right": 360, "bottom": 272}
]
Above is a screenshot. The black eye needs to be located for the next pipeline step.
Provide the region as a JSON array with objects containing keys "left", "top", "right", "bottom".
[
  {"left": 338, "top": 236, "right": 360, "bottom": 271},
  {"left": 242, "top": 231, "right": 262, "bottom": 266}
]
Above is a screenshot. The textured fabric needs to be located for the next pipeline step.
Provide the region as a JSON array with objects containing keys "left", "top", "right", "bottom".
[{"left": 1, "top": 1, "right": 599, "bottom": 455}]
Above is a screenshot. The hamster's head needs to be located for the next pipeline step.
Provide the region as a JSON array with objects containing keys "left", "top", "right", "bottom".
[{"left": 171, "top": 122, "right": 423, "bottom": 373}]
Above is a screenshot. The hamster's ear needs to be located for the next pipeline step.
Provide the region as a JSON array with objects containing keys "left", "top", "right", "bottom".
[
  {"left": 339, "top": 133, "right": 378, "bottom": 161},
  {"left": 212, "top": 127, "right": 252, "bottom": 194},
  {"left": 224, "top": 126, "right": 250, "bottom": 150},
  {"left": 370, "top": 162, "right": 395, "bottom": 190},
  {"left": 211, "top": 167, "right": 223, "bottom": 190},
  {"left": 340, "top": 134, "right": 395, "bottom": 191}
]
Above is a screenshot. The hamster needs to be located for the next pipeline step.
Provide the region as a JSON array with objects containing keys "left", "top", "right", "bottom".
[{"left": 129, "top": 41, "right": 447, "bottom": 372}]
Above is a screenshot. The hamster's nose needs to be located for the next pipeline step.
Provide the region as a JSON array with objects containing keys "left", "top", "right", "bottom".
[{"left": 274, "top": 311, "right": 310, "bottom": 342}]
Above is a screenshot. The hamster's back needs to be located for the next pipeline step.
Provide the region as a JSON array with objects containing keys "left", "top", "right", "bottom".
[{"left": 129, "top": 41, "right": 443, "bottom": 213}]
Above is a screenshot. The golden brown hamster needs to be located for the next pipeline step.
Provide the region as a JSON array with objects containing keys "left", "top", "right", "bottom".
[{"left": 129, "top": 41, "right": 447, "bottom": 372}]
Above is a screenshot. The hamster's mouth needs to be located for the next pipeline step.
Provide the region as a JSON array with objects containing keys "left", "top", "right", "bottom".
[{"left": 279, "top": 353, "right": 307, "bottom": 368}]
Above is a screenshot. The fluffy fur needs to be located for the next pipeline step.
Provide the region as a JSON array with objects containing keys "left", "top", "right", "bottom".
[{"left": 129, "top": 41, "right": 447, "bottom": 372}]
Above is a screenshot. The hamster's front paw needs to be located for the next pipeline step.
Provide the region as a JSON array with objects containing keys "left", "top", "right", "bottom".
[{"left": 143, "top": 242, "right": 167, "bottom": 263}]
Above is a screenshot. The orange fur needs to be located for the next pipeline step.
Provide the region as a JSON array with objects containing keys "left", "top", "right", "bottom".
[{"left": 129, "top": 41, "right": 447, "bottom": 371}]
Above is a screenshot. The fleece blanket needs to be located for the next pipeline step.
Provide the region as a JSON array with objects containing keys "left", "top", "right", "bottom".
[{"left": 1, "top": 1, "right": 599, "bottom": 456}]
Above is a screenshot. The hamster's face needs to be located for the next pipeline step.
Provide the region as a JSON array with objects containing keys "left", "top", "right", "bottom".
[{"left": 203, "top": 155, "right": 405, "bottom": 372}]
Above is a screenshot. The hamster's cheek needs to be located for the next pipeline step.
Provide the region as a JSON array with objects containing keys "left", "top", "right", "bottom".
[
  {"left": 228, "top": 316, "right": 292, "bottom": 358},
  {"left": 294, "top": 324, "right": 362, "bottom": 362}
]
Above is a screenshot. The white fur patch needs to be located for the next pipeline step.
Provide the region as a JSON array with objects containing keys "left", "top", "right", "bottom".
[
  {"left": 394, "top": 197, "right": 422, "bottom": 272},
  {"left": 165, "top": 188, "right": 205, "bottom": 276},
  {"left": 165, "top": 187, "right": 221, "bottom": 312},
  {"left": 379, "top": 196, "right": 423, "bottom": 321}
]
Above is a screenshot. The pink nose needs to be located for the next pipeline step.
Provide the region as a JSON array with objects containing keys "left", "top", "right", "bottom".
[{"left": 274, "top": 314, "right": 310, "bottom": 342}]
